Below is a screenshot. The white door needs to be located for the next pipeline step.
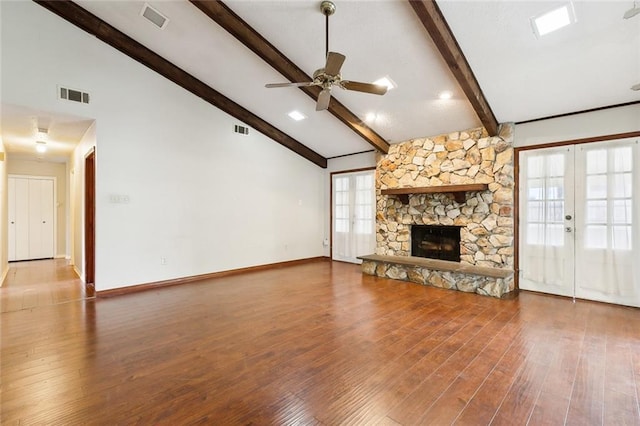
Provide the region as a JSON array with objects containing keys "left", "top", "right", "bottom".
[
  {"left": 8, "top": 176, "right": 55, "bottom": 261},
  {"left": 519, "top": 146, "right": 575, "bottom": 297},
  {"left": 573, "top": 141, "right": 639, "bottom": 306},
  {"left": 519, "top": 140, "right": 640, "bottom": 307},
  {"left": 8, "top": 177, "right": 30, "bottom": 261},
  {"left": 332, "top": 170, "right": 376, "bottom": 263}
]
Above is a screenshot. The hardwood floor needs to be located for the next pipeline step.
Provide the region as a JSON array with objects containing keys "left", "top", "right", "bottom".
[
  {"left": 1, "top": 260, "right": 639, "bottom": 425},
  {"left": 0, "top": 259, "right": 85, "bottom": 313}
]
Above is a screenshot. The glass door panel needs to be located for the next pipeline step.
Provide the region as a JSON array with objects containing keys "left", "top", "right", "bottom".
[
  {"left": 519, "top": 146, "right": 575, "bottom": 297},
  {"left": 332, "top": 170, "right": 376, "bottom": 263}
]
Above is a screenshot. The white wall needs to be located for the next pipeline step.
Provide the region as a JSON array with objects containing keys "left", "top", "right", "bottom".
[
  {"left": 515, "top": 104, "right": 640, "bottom": 147},
  {"left": 7, "top": 158, "right": 68, "bottom": 258},
  {"left": 1, "top": 2, "right": 326, "bottom": 291},
  {"left": 0, "top": 139, "right": 7, "bottom": 285},
  {"left": 323, "top": 151, "right": 377, "bottom": 257}
]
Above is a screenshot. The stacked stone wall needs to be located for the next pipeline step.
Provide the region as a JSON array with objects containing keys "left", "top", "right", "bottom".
[{"left": 376, "top": 127, "right": 515, "bottom": 270}]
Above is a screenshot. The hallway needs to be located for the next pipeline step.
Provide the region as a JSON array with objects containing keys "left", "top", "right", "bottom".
[{"left": 0, "top": 259, "right": 86, "bottom": 313}]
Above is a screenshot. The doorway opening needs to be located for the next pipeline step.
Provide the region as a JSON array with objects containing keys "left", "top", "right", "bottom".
[{"left": 84, "top": 149, "right": 95, "bottom": 297}]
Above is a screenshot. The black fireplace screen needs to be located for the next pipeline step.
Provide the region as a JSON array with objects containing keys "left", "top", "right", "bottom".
[{"left": 411, "top": 225, "right": 461, "bottom": 262}]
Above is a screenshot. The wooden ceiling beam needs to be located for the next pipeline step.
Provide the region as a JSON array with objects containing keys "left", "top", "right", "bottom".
[
  {"left": 34, "top": 0, "right": 327, "bottom": 168},
  {"left": 408, "top": 0, "right": 499, "bottom": 136},
  {"left": 190, "top": 0, "right": 390, "bottom": 154}
]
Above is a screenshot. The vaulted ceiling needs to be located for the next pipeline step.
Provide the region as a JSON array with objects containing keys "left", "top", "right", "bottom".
[{"left": 3, "top": 1, "right": 639, "bottom": 167}]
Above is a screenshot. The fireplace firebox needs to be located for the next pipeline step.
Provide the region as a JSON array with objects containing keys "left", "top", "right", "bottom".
[{"left": 411, "top": 225, "right": 461, "bottom": 262}]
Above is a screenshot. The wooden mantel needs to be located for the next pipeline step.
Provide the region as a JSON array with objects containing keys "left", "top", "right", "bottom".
[{"left": 381, "top": 183, "right": 489, "bottom": 204}]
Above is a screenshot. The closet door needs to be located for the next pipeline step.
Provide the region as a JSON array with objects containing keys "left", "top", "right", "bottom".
[
  {"left": 8, "top": 177, "right": 30, "bottom": 261},
  {"left": 29, "top": 179, "right": 55, "bottom": 259},
  {"left": 8, "top": 176, "right": 55, "bottom": 261}
]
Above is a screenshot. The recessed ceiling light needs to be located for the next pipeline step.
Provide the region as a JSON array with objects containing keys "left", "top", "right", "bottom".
[
  {"left": 287, "top": 110, "right": 306, "bottom": 121},
  {"left": 373, "top": 76, "right": 397, "bottom": 91},
  {"left": 531, "top": 3, "right": 575, "bottom": 38},
  {"left": 438, "top": 91, "right": 453, "bottom": 100},
  {"left": 365, "top": 112, "right": 377, "bottom": 122}
]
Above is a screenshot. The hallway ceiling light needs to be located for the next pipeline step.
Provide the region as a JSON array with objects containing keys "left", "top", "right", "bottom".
[{"left": 35, "top": 141, "right": 47, "bottom": 153}]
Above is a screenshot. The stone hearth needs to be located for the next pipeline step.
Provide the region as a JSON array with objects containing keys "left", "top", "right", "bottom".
[{"left": 362, "top": 126, "right": 515, "bottom": 298}]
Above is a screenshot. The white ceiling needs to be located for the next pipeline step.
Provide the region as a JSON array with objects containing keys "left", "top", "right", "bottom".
[
  {"left": 1, "top": 104, "right": 94, "bottom": 163},
  {"left": 2, "top": 0, "right": 639, "bottom": 164},
  {"left": 438, "top": 0, "right": 640, "bottom": 123}
]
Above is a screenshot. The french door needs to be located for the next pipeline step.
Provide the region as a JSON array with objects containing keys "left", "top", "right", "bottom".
[
  {"left": 519, "top": 139, "right": 640, "bottom": 307},
  {"left": 332, "top": 170, "right": 376, "bottom": 263}
]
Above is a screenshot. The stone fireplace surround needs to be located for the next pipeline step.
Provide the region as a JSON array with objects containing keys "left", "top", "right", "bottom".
[{"left": 359, "top": 126, "right": 515, "bottom": 298}]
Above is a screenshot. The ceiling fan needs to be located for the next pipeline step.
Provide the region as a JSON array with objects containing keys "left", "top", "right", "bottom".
[{"left": 265, "top": 0, "right": 388, "bottom": 111}]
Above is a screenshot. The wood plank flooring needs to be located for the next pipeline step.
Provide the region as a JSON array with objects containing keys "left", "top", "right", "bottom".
[
  {"left": 0, "top": 259, "right": 85, "bottom": 313},
  {"left": 1, "top": 260, "right": 639, "bottom": 425}
]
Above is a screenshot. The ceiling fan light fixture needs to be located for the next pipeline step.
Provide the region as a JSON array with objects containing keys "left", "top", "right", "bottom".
[
  {"left": 265, "top": 0, "right": 388, "bottom": 111},
  {"left": 287, "top": 110, "right": 307, "bottom": 121},
  {"left": 531, "top": 3, "right": 575, "bottom": 38},
  {"left": 373, "top": 76, "right": 397, "bottom": 91}
]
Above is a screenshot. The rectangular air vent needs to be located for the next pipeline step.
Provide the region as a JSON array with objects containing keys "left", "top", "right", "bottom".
[
  {"left": 59, "top": 86, "right": 90, "bottom": 104},
  {"left": 141, "top": 3, "right": 169, "bottom": 29},
  {"left": 234, "top": 125, "right": 249, "bottom": 135}
]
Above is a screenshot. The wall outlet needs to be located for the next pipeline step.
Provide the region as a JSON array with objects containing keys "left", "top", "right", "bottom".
[{"left": 160, "top": 257, "right": 167, "bottom": 265}]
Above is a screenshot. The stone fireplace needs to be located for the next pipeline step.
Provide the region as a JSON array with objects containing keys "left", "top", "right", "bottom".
[
  {"left": 411, "top": 225, "right": 461, "bottom": 262},
  {"left": 359, "top": 126, "right": 515, "bottom": 298}
]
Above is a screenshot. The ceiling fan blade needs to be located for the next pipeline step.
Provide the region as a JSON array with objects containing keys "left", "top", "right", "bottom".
[
  {"left": 265, "top": 82, "right": 315, "bottom": 88},
  {"left": 623, "top": 6, "right": 640, "bottom": 19},
  {"left": 324, "top": 51, "right": 346, "bottom": 76},
  {"left": 341, "top": 80, "right": 388, "bottom": 95},
  {"left": 316, "top": 88, "right": 331, "bottom": 111}
]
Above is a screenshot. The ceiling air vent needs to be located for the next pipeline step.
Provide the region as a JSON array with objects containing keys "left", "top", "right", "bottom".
[
  {"left": 141, "top": 3, "right": 169, "bottom": 29},
  {"left": 234, "top": 125, "right": 249, "bottom": 135},
  {"left": 59, "top": 86, "right": 90, "bottom": 104}
]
